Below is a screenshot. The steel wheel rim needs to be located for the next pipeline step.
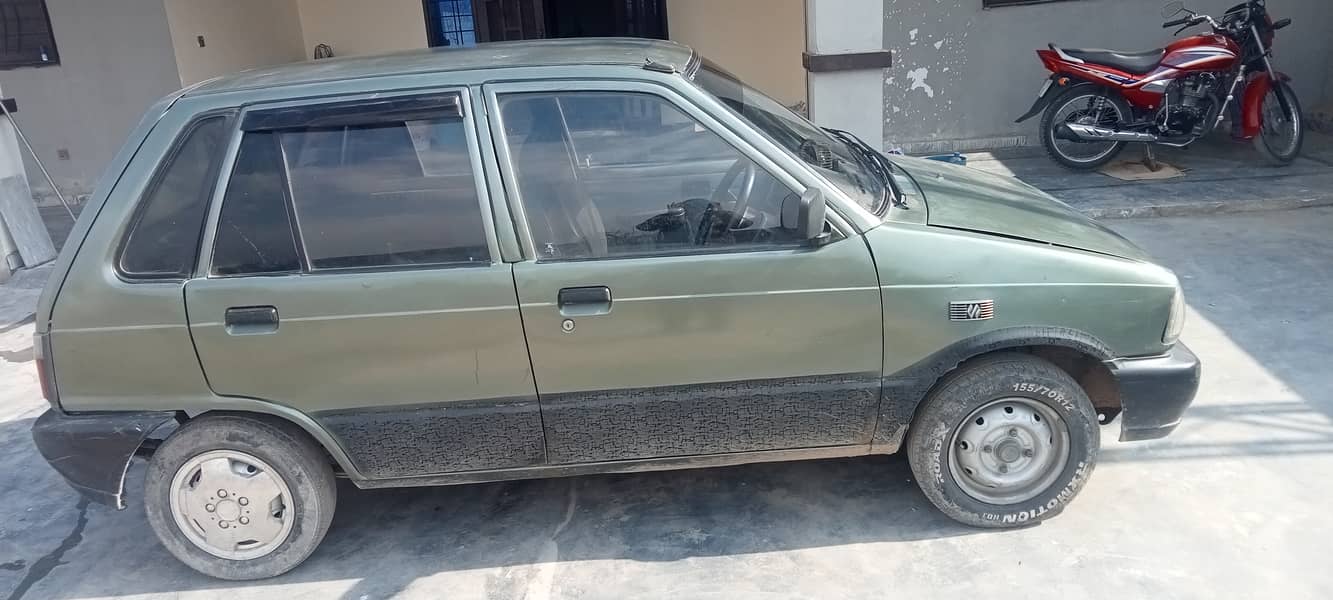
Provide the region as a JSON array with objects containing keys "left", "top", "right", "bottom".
[
  {"left": 948, "top": 398, "right": 1071, "bottom": 505},
  {"left": 1261, "top": 86, "right": 1301, "bottom": 159},
  {"left": 169, "top": 450, "right": 295, "bottom": 560},
  {"left": 1050, "top": 94, "right": 1124, "bottom": 163}
]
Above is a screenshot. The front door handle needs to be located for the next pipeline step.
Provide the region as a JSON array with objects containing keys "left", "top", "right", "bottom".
[
  {"left": 558, "top": 286, "right": 612, "bottom": 317},
  {"left": 224, "top": 306, "right": 278, "bottom": 335}
]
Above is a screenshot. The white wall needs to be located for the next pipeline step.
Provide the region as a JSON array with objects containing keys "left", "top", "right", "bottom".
[
  {"left": 806, "top": 0, "right": 884, "bottom": 145},
  {"left": 667, "top": 0, "right": 807, "bottom": 107},
  {"left": 0, "top": 0, "right": 182, "bottom": 201},
  {"left": 164, "top": 0, "right": 307, "bottom": 86},
  {"left": 296, "top": 0, "right": 428, "bottom": 58}
]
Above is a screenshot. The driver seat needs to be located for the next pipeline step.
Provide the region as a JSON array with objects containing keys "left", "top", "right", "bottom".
[
  {"left": 508, "top": 97, "right": 608, "bottom": 259},
  {"left": 1052, "top": 44, "right": 1166, "bottom": 75}
]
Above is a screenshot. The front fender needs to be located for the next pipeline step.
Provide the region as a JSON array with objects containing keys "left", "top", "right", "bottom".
[
  {"left": 870, "top": 327, "right": 1115, "bottom": 453},
  {"left": 1241, "top": 72, "right": 1292, "bottom": 139},
  {"left": 32, "top": 409, "right": 176, "bottom": 509}
]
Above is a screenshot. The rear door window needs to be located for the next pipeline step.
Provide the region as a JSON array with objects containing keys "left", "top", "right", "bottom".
[
  {"left": 279, "top": 113, "right": 487, "bottom": 270},
  {"left": 211, "top": 93, "right": 491, "bottom": 274},
  {"left": 211, "top": 131, "right": 301, "bottom": 276}
]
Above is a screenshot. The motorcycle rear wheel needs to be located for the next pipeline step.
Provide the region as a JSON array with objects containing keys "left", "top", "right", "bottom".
[
  {"left": 1253, "top": 80, "right": 1304, "bottom": 166},
  {"left": 1040, "top": 86, "right": 1131, "bottom": 171}
]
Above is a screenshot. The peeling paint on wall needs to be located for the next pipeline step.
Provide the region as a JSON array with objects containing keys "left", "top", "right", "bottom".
[
  {"left": 882, "top": 0, "right": 976, "bottom": 148},
  {"left": 880, "top": 0, "right": 1333, "bottom": 151},
  {"left": 906, "top": 68, "right": 934, "bottom": 98}
]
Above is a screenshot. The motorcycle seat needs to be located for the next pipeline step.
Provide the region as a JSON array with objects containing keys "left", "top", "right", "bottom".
[{"left": 1051, "top": 44, "right": 1165, "bottom": 75}]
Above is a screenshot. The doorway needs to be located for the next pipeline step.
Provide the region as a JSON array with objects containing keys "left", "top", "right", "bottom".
[{"left": 422, "top": 0, "right": 667, "bottom": 47}]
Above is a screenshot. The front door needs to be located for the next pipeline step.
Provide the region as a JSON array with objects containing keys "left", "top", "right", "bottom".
[
  {"left": 184, "top": 90, "right": 542, "bottom": 479},
  {"left": 487, "top": 82, "right": 883, "bottom": 464}
]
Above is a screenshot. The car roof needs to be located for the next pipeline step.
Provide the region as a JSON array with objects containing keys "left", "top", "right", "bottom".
[{"left": 185, "top": 38, "right": 696, "bottom": 97}]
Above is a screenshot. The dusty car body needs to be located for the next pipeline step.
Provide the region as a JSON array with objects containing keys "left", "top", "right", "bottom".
[{"left": 30, "top": 38, "right": 1198, "bottom": 579}]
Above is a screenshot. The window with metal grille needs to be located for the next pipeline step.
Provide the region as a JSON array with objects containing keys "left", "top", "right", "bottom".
[
  {"left": 424, "top": 0, "right": 477, "bottom": 47},
  {"left": 0, "top": 0, "right": 58, "bottom": 69}
]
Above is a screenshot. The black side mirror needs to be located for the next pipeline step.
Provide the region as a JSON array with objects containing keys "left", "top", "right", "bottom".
[{"left": 783, "top": 188, "right": 831, "bottom": 247}]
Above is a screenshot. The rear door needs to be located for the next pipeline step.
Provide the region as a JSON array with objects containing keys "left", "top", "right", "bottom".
[
  {"left": 184, "top": 89, "right": 542, "bottom": 479},
  {"left": 486, "top": 81, "right": 884, "bottom": 465}
]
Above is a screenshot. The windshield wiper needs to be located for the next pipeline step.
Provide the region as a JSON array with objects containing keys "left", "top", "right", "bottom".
[{"left": 823, "top": 128, "right": 906, "bottom": 212}]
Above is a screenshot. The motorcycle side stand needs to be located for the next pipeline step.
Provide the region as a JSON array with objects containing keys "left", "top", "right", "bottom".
[{"left": 1140, "top": 144, "right": 1162, "bottom": 172}]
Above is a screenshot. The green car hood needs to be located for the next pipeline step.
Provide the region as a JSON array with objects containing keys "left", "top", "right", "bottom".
[{"left": 894, "top": 156, "right": 1151, "bottom": 262}]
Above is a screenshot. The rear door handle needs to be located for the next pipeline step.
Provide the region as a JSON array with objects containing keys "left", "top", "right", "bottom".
[
  {"left": 558, "top": 286, "right": 612, "bottom": 317},
  {"left": 224, "top": 306, "right": 278, "bottom": 335}
]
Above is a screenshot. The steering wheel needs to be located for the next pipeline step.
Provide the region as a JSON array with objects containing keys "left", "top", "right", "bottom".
[{"left": 709, "top": 159, "right": 757, "bottom": 233}]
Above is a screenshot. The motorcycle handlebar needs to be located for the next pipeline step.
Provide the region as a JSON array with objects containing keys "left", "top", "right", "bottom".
[{"left": 1162, "top": 17, "right": 1191, "bottom": 28}]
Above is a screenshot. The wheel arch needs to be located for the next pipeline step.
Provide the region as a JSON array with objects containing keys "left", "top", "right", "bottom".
[
  {"left": 871, "top": 327, "right": 1121, "bottom": 453},
  {"left": 157, "top": 398, "right": 366, "bottom": 481}
]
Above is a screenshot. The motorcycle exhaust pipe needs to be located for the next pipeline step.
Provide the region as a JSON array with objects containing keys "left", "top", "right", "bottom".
[{"left": 1055, "top": 123, "right": 1159, "bottom": 143}]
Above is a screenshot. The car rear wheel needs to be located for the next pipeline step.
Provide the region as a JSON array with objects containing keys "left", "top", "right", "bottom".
[
  {"left": 907, "top": 353, "right": 1100, "bottom": 528},
  {"left": 144, "top": 414, "right": 337, "bottom": 580}
]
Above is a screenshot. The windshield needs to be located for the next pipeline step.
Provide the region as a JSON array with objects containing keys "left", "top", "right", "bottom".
[{"left": 692, "top": 60, "right": 886, "bottom": 212}]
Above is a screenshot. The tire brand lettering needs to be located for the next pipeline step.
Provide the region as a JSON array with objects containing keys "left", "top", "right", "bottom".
[
  {"left": 982, "top": 460, "right": 1091, "bottom": 524},
  {"left": 930, "top": 435, "right": 945, "bottom": 484}
]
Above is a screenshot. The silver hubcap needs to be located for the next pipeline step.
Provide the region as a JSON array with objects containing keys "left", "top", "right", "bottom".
[
  {"left": 949, "top": 398, "right": 1070, "bottom": 505},
  {"left": 169, "top": 450, "right": 294, "bottom": 560},
  {"left": 1051, "top": 94, "right": 1124, "bottom": 163}
]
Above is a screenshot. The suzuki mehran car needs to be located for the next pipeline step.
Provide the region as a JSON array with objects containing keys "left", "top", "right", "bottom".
[{"left": 30, "top": 39, "right": 1199, "bottom": 580}]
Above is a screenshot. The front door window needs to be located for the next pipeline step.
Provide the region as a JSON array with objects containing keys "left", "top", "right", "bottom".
[{"left": 498, "top": 91, "right": 806, "bottom": 261}]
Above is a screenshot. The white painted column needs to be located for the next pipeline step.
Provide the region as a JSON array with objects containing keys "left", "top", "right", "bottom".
[
  {"left": 0, "top": 85, "right": 56, "bottom": 280},
  {"left": 805, "top": 0, "right": 885, "bottom": 147}
]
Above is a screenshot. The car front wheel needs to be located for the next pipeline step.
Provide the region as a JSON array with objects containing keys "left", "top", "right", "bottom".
[
  {"left": 907, "top": 353, "right": 1100, "bottom": 528},
  {"left": 144, "top": 414, "right": 337, "bottom": 580}
]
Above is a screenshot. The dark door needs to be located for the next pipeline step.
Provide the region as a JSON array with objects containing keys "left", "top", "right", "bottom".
[
  {"left": 474, "top": 0, "right": 545, "bottom": 42},
  {"left": 544, "top": 0, "right": 667, "bottom": 39},
  {"left": 424, "top": 0, "right": 666, "bottom": 46}
]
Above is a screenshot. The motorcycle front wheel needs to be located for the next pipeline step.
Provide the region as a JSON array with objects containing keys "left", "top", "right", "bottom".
[
  {"left": 1040, "top": 86, "right": 1131, "bottom": 171},
  {"left": 1254, "top": 79, "right": 1304, "bottom": 166}
]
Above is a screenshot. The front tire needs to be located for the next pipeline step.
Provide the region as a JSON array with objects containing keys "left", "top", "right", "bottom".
[
  {"left": 144, "top": 415, "right": 337, "bottom": 580},
  {"left": 1253, "top": 79, "right": 1304, "bottom": 166},
  {"left": 1040, "top": 86, "right": 1130, "bottom": 171},
  {"left": 907, "top": 353, "right": 1100, "bottom": 528}
]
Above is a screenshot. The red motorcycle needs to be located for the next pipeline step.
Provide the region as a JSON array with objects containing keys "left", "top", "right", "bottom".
[{"left": 1016, "top": 0, "right": 1302, "bottom": 170}]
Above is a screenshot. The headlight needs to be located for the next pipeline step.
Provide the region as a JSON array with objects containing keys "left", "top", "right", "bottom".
[{"left": 1162, "top": 284, "right": 1186, "bottom": 344}]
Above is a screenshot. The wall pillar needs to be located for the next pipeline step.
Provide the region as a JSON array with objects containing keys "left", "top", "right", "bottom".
[{"left": 805, "top": 0, "right": 886, "bottom": 148}]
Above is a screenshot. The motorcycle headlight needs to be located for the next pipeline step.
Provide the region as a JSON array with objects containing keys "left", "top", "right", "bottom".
[{"left": 1163, "top": 284, "right": 1186, "bottom": 344}]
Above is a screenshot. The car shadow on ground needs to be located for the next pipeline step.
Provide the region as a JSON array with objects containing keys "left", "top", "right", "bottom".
[{"left": 0, "top": 407, "right": 978, "bottom": 599}]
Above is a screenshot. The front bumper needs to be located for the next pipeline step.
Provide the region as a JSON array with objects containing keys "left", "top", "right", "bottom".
[
  {"left": 31, "top": 409, "right": 176, "bottom": 509},
  {"left": 1106, "top": 342, "right": 1201, "bottom": 441}
]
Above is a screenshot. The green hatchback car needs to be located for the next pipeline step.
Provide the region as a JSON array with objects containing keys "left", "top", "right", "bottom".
[{"left": 31, "top": 38, "right": 1199, "bottom": 580}]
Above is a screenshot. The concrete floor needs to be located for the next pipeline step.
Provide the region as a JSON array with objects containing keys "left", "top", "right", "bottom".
[
  {"left": 964, "top": 130, "right": 1333, "bottom": 218},
  {"left": 3, "top": 208, "right": 1333, "bottom": 599}
]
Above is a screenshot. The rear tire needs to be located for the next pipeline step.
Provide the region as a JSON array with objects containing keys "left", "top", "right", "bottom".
[
  {"left": 1253, "top": 79, "right": 1304, "bottom": 166},
  {"left": 907, "top": 353, "right": 1100, "bottom": 528},
  {"left": 144, "top": 414, "right": 337, "bottom": 580},
  {"left": 1040, "top": 85, "right": 1130, "bottom": 171}
]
